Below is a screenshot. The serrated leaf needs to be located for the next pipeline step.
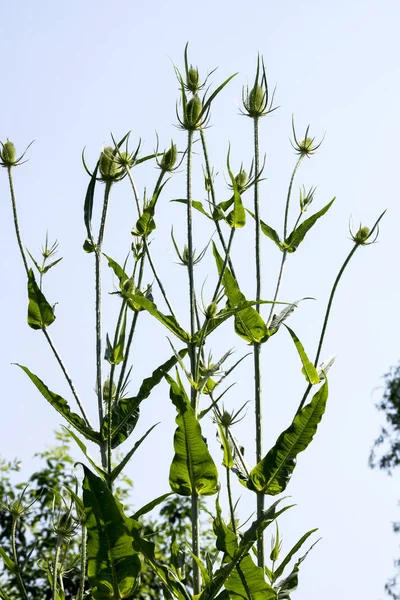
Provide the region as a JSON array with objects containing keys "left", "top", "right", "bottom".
[
  {"left": 168, "top": 373, "right": 218, "bottom": 496},
  {"left": 249, "top": 380, "right": 328, "bottom": 494},
  {"left": 27, "top": 269, "right": 55, "bottom": 329},
  {"left": 16, "top": 365, "right": 100, "bottom": 444},
  {"left": 284, "top": 325, "right": 319, "bottom": 384},
  {"left": 82, "top": 466, "right": 141, "bottom": 599},
  {"left": 284, "top": 198, "right": 335, "bottom": 252},
  {"left": 102, "top": 351, "right": 186, "bottom": 447}
]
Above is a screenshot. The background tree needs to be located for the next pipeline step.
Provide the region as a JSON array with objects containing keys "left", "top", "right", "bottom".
[{"left": 370, "top": 363, "right": 400, "bottom": 598}]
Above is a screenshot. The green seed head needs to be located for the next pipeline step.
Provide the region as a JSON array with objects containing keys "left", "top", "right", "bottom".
[
  {"left": 235, "top": 169, "right": 248, "bottom": 192},
  {"left": 355, "top": 226, "right": 370, "bottom": 243},
  {"left": 9, "top": 499, "right": 27, "bottom": 519},
  {"left": 187, "top": 67, "right": 200, "bottom": 93},
  {"left": 99, "top": 146, "right": 122, "bottom": 181},
  {"left": 182, "top": 245, "right": 189, "bottom": 265},
  {"left": 103, "top": 378, "right": 116, "bottom": 403},
  {"left": 160, "top": 142, "right": 177, "bottom": 172},
  {"left": 122, "top": 278, "right": 135, "bottom": 295},
  {"left": 185, "top": 95, "right": 203, "bottom": 130},
  {"left": 248, "top": 85, "right": 267, "bottom": 117},
  {"left": 2, "top": 140, "right": 16, "bottom": 165},
  {"left": 206, "top": 302, "right": 218, "bottom": 319}
]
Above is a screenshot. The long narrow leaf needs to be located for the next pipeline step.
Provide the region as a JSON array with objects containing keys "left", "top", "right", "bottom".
[
  {"left": 249, "top": 380, "right": 328, "bottom": 494},
  {"left": 284, "top": 198, "right": 335, "bottom": 252},
  {"left": 127, "top": 294, "right": 190, "bottom": 342},
  {"left": 62, "top": 427, "right": 107, "bottom": 480},
  {"left": 130, "top": 493, "right": 172, "bottom": 521},
  {"left": 83, "top": 162, "right": 99, "bottom": 243},
  {"left": 284, "top": 325, "right": 319, "bottom": 384},
  {"left": 27, "top": 269, "right": 55, "bottom": 329},
  {"left": 110, "top": 423, "right": 158, "bottom": 483},
  {"left": 246, "top": 208, "right": 283, "bottom": 250},
  {"left": 103, "top": 351, "right": 186, "bottom": 447},
  {"left": 168, "top": 373, "right": 219, "bottom": 496},
  {"left": 16, "top": 365, "right": 100, "bottom": 443},
  {"left": 273, "top": 528, "right": 318, "bottom": 580}
]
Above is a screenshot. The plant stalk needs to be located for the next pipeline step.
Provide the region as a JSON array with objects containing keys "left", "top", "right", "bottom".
[
  {"left": 78, "top": 524, "right": 87, "bottom": 600},
  {"left": 52, "top": 539, "right": 62, "bottom": 600},
  {"left": 95, "top": 181, "right": 112, "bottom": 468},
  {"left": 11, "top": 517, "right": 29, "bottom": 600}
]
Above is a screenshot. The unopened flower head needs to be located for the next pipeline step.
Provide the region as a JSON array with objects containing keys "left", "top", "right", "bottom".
[
  {"left": 183, "top": 95, "right": 203, "bottom": 131},
  {"left": 291, "top": 118, "right": 324, "bottom": 158},
  {"left": 99, "top": 146, "right": 124, "bottom": 182},
  {"left": 242, "top": 55, "right": 276, "bottom": 118},
  {"left": 0, "top": 139, "right": 33, "bottom": 168},
  {"left": 235, "top": 169, "right": 248, "bottom": 193},
  {"left": 349, "top": 210, "right": 386, "bottom": 246},
  {"left": 159, "top": 141, "right": 178, "bottom": 172}
]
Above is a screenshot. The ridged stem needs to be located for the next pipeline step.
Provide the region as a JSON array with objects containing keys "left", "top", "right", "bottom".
[{"left": 11, "top": 517, "right": 29, "bottom": 600}]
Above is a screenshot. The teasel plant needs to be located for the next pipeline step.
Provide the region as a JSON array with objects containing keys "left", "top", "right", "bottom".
[{"left": 0, "top": 45, "right": 385, "bottom": 600}]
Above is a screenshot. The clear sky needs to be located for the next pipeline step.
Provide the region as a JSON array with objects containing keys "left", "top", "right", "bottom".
[{"left": 1, "top": 1, "right": 399, "bottom": 598}]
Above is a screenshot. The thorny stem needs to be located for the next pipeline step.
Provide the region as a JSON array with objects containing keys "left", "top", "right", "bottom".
[
  {"left": 186, "top": 129, "right": 200, "bottom": 596},
  {"left": 95, "top": 181, "right": 112, "bottom": 468},
  {"left": 7, "top": 167, "right": 90, "bottom": 427},
  {"left": 11, "top": 517, "right": 29, "bottom": 600},
  {"left": 77, "top": 524, "right": 87, "bottom": 600},
  {"left": 107, "top": 300, "right": 127, "bottom": 480},
  {"left": 42, "top": 328, "right": 92, "bottom": 427},
  {"left": 296, "top": 243, "right": 359, "bottom": 414},
  {"left": 126, "top": 167, "right": 176, "bottom": 317},
  {"left": 200, "top": 130, "right": 237, "bottom": 279},
  {"left": 52, "top": 539, "right": 62, "bottom": 600},
  {"left": 253, "top": 116, "right": 265, "bottom": 568},
  {"left": 267, "top": 157, "right": 303, "bottom": 326},
  {"left": 7, "top": 167, "right": 29, "bottom": 276}
]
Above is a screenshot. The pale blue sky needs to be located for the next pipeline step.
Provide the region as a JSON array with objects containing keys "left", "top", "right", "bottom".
[{"left": 1, "top": 1, "right": 399, "bottom": 599}]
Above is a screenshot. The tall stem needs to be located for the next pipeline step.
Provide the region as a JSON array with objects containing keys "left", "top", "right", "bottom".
[
  {"left": 296, "top": 243, "right": 359, "bottom": 413},
  {"left": 186, "top": 129, "right": 200, "bottom": 595},
  {"left": 11, "top": 518, "right": 29, "bottom": 600},
  {"left": 267, "top": 157, "right": 303, "bottom": 326},
  {"left": 200, "top": 130, "right": 237, "bottom": 279},
  {"left": 95, "top": 181, "right": 112, "bottom": 468},
  {"left": 7, "top": 167, "right": 90, "bottom": 425},
  {"left": 252, "top": 116, "right": 265, "bottom": 567},
  {"left": 52, "top": 540, "right": 62, "bottom": 600},
  {"left": 77, "top": 525, "right": 87, "bottom": 600}
]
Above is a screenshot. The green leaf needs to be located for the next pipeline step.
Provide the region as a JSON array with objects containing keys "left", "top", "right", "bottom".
[
  {"left": 104, "top": 254, "right": 129, "bottom": 286},
  {"left": 83, "top": 162, "right": 99, "bottom": 244},
  {"left": 26, "top": 248, "right": 42, "bottom": 273},
  {"left": 202, "top": 73, "right": 238, "bottom": 114},
  {"left": 217, "top": 425, "right": 233, "bottom": 469},
  {"left": 249, "top": 380, "right": 328, "bottom": 494},
  {"left": 0, "top": 547, "right": 16, "bottom": 574},
  {"left": 168, "top": 373, "right": 219, "bottom": 496},
  {"left": 212, "top": 242, "right": 269, "bottom": 343},
  {"left": 62, "top": 427, "right": 107, "bottom": 480},
  {"left": 27, "top": 269, "right": 55, "bottom": 329},
  {"left": 171, "top": 199, "right": 212, "bottom": 219},
  {"left": 126, "top": 294, "right": 190, "bottom": 342},
  {"left": 226, "top": 151, "right": 246, "bottom": 229},
  {"left": 82, "top": 465, "right": 141, "bottom": 599},
  {"left": 273, "top": 528, "right": 318, "bottom": 580},
  {"left": 130, "top": 493, "right": 172, "bottom": 521},
  {"left": 83, "top": 238, "right": 96, "bottom": 253},
  {"left": 109, "top": 423, "right": 158, "bottom": 483},
  {"left": 284, "top": 325, "right": 319, "bottom": 385},
  {"left": 284, "top": 198, "right": 335, "bottom": 252},
  {"left": 213, "top": 495, "right": 238, "bottom": 558},
  {"left": 225, "top": 554, "right": 277, "bottom": 599},
  {"left": 103, "top": 351, "right": 186, "bottom": 447},
  {"left": 0, "top": 588, "right": 12, "bottom": 600},
  {"left": 16, "top": 365, "right": 101, "bottom": 444},
  {"left": 275, "top": 539, "right": 319, "bottom": 599},
  {"left": 105, "top": 308, "right": 127, "bottom": 365},
  {"left": 246, "top": 209, "right": 283, "bottom": 250},
  {"left": 132, "top": 183, "right": 167, "bottom": 237}
]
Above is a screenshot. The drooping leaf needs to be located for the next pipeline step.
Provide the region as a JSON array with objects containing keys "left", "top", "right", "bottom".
[
  {"left": 213, "top": 496, "right": 238, "bottom": 558},
  {"left": 82, "top": 466, "right": 141, "bottom": 599},
  {"left": 168, "top": 373, "right": 219, "bottom": 496},
  {"left": 16, "top": 365, "right": 100, "bottom": 444},
  {"left": 130, "top": 493, "right": 172, "bottom": 521},
  {"left": 109, "top": 423, "right": 158, "bottom": 483},
  {"left": 284, "top": 198, "right": 335, "bottom": 252},
  {"left": 104, "top": 254, "right": 129, "bottom": 286},
  {"left": 171, "top": 199, "right": 212, "bottom": 219},
  {"left": 284, "top": 325, "right": 319, "bottom": 385},
  {"left": 83, "top": 162, "right": 99, "bottom": 244},
  {"left": 126, "top": 294, "right": 190, "bottom": 342},
  {"left": 273, "top": 528, "right": 318, "bottom": 580},
  {"left": 62, "top": 426, "right": 107, "bottom": 480},
  {"left": 247, "top": 209, "right": 283, "bottom": 250},
  {"left": 27, "top": 269, "right": 55, "bottom": 329},
  {"left": 249, "top": 380, "right": 328, "bottom": 494},
  {"left": 102, "top": 351, "right": 186, "bottom": 447},
  {"left": 212, "top": 242, "right": 269, "bottom": 344}
]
